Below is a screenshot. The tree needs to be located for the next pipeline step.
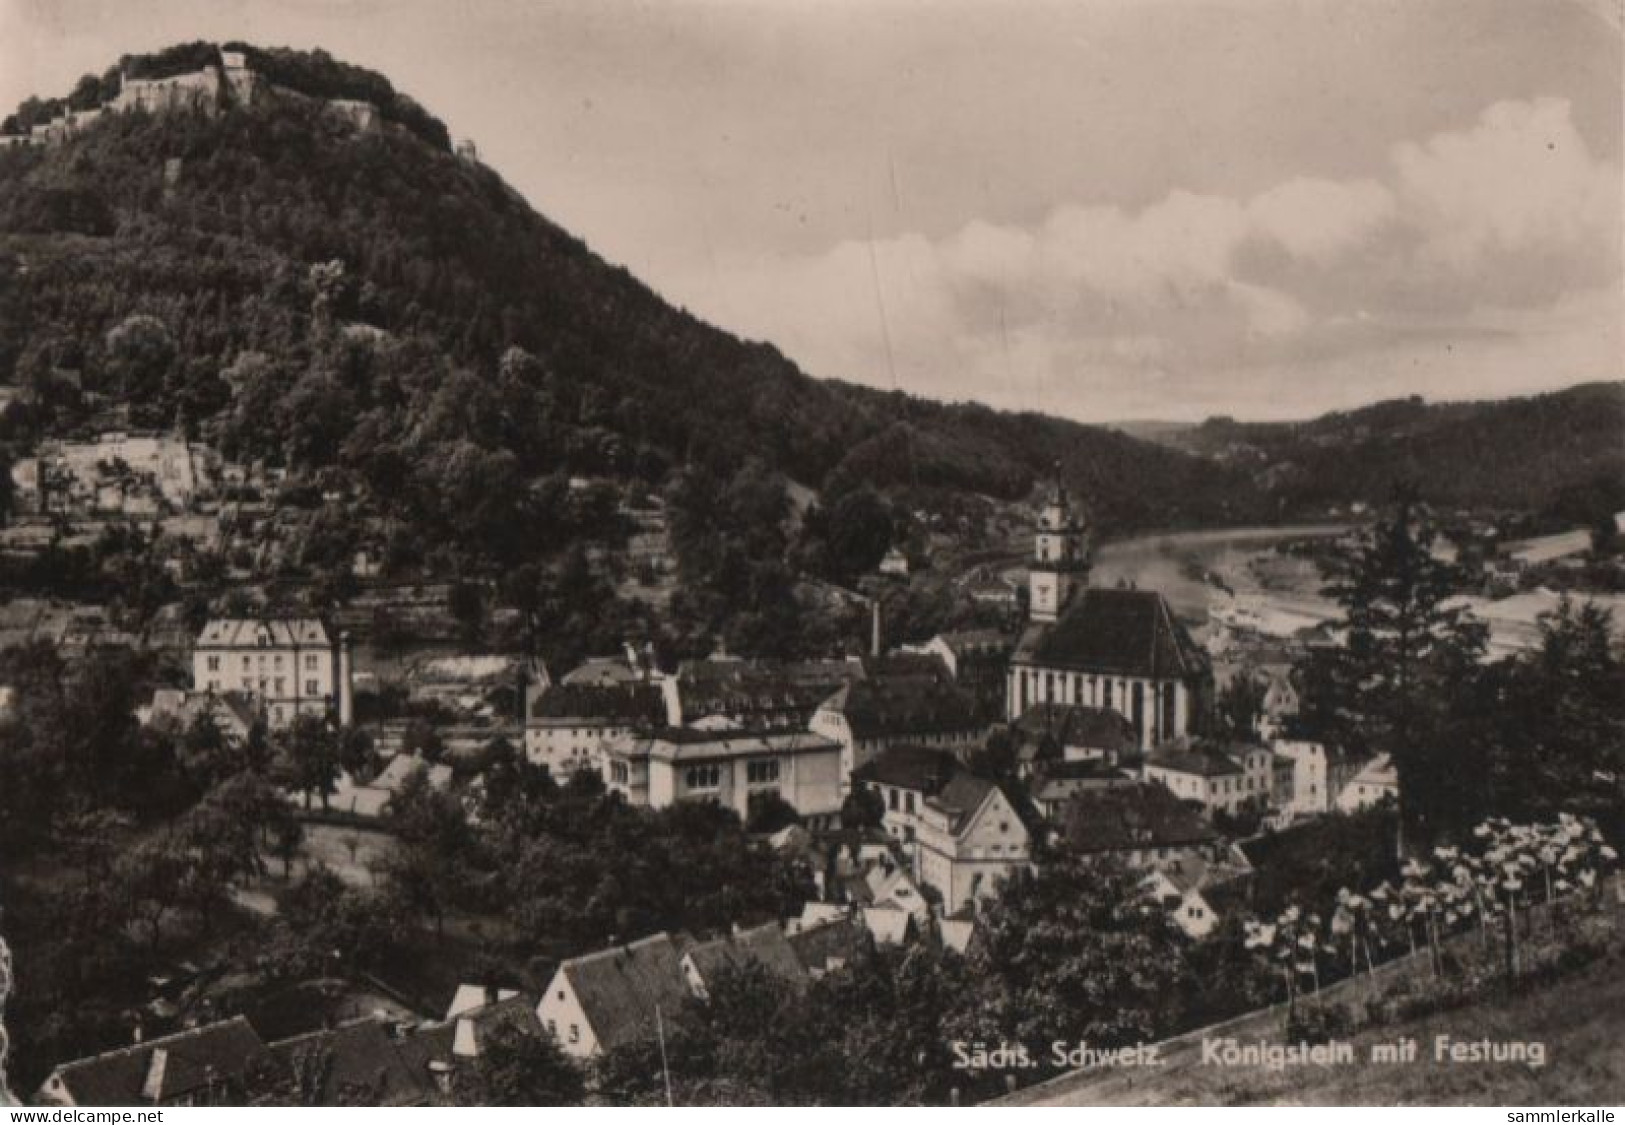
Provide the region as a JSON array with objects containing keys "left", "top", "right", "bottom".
[
  {"left": 103, "top": 314, "right": 176, "bottom": 405},
  {"left": 961, "top": 853, "right": 1193, "bottom": 1065},
  {"left": 277, "top": 715, "right": 342, "bottom": 809},
  {"left": 1310, "top": 488, "right": 1487, "bottom": 845},
  {"left": 1215, "top": 672, "right": 1267, "bottom": 740},
  {"left": 455, "top": 1021, "right": 585, "bottom": 1106},
  {"left": 839, "top": 786, "right": 885, "bottom": 830}
]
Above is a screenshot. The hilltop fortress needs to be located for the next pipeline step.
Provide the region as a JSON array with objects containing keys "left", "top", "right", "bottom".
[{"left": 1, "top": 47, "right": 466, "bottom": 152}]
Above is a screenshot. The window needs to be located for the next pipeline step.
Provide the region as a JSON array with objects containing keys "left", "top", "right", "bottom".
[
  {"left": 568, "top": 1024, "right": 579, "bottom": 1044},
  {"left": 206, "top": 655, "right": 220, "bottom": 671},
  {"left": 241, "top": 655, "right": 250, "bottom": 669},
  {"left": 305, "top": 654, "right": 318, "bottom": 670},
  {"left": 274, "top": 654, "right": 283, "bottom": 669},
  {"left": 888, "top": 789, "right": 899, "bottom": 811},
  {"left": 747, "top": 759, "right": 780, "bottom": 784},
  {"left": 274, "top": 678, "right": 285, "bottom": 695},
  {"left": 685, "top": 765, "right": 721, "bottom": 790},
  {"left": 610, "top": 761, "right": 630, "bottom": 783},
  {"left": 905, "top": 792, "right": 915, "bottom": 814},
  {"left": 306, "top": 679, "right": 319, "bottom": 696},
  {"left": 1103, "top": 681, "right": 1114, "bottom": 709}
]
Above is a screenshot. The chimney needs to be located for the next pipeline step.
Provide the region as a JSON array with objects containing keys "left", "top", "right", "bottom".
[
  {"left": 337, "top": 630, "right": 354, "bottom": 726},
  {"left": 870, "top": 599, "right": 882, "bottom": 658}
]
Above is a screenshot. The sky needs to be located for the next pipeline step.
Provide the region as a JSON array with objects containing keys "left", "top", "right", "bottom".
[{"left": 2, "top": 0, "right": 1621, "bottom": 422}]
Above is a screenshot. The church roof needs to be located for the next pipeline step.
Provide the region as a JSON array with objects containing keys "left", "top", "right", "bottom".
[{"left": 1014, "top": 588, "right": 1205, "bottom": 680}]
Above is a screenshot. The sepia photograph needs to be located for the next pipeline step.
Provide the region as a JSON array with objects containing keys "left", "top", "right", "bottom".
[{"left": 0, "top": 0, "right": 1621, "bottom": 1111}]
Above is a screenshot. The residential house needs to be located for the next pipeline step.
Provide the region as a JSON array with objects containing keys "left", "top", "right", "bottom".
[
  {"left": 1143, "top": 743, "right": 1272, "bottom": 815},
  {"left": 525, "top": 681, "right": 665, "bottom": 777},
  {"left": 268, "top": 1018, "right": 430, "bottom": 1107},
  {"left": 1010, "top": 701, "right": 1138, "bottom": 778},
  {"left": 810, "top": 677, "right": 986, "bottom": 789},
  {"left": 192, "top": 617, "right": 353, "bottom": 729},
  {"left": 602, "top": 728, "right": 845, "bottom": 824},
  {"left": 1256, "top": 666, "right": 1299, "bottom": 739},
  {"left": 1142, "top": 850, "right": 1253, "bottom": 940},
  {"left": 914, "top": 774, "right": 1032, "bottom": 914},
  {"left": 36, "top": 1016, "right": 274, "bottom": 1107},
  {"left": 1029, "top": 759, "right": 1140, "bottom": 822},
  {"left": 850, "top": 744, "right": 962, "bottom": 844},
  {"left": 1337, "top": 753, "right": 1399, "bottom": 812},
  {"left": 679, "top": 923, "right": 807, "bottom": 999},
  {"left": 666, "top": 657, "right": 854, "bottom": 731},
  {"left": 1058, "top": 783, "right": 1220, "bottom": 869},
  {"left": 878, "top": 546, "right": 911, "bottom": 578},
  {"left": 1272, "top": 739, "right": 1364, "bottom": 817},
  {"left": 785, "top": 914, "right": 870, "bottom": 979},
  {"left": 536, "top": 933, "right": 692, "bottom": 1061}
]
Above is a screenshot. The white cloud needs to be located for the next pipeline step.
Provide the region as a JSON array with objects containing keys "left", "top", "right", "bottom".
[{"left": 666, "top": 98, "right": 1621, "bottom": 419}]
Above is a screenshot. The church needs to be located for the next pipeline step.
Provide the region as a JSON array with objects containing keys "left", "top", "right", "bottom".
[{"left": 1006, "top": 485, "right": 1211, "bottom": 751}]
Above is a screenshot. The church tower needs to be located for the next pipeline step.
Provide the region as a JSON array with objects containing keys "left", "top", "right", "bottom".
[{"left": 1029, "top": 481, "right": 1089, "bottom": 623}]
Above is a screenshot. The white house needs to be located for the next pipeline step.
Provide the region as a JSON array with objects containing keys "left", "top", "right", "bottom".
[
  {"left": 602, "top": 728, "right": 845, "bottom": 824},
  {"left": 1272, "top": 739, "right": 1365, "bottom": 817},
  {"left": 192, "top": 617, "right": 352, "bottom": 729},
  {"left": 913, "top": 775, "right": 1031, "bottom": 914},
  {"left": 536, "top": 933, "right": 691, "bottom": 1061},
  {"left": 1337, "top": 753, "right": 1399, "bottom": 812},
  {"left": 810, "top": 677, "right": 986, "bottom": 790},
  {"left": 524, "top": 681, "right": 664, "bottom": 777}
]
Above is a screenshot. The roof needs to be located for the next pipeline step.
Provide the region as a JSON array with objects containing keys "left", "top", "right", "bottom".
[
  {"left": 786, "top": 916, "right": 869, "bottom": 974},
  {"left": 861, "top": 904, "right": 914, "bottom": 944},
  {"left": 529, "top": 682, "right": 664, "bottom": 725},
  {"left": 558, "top": 933, "right": 691, "bottom": 1052},
  {"left": 923, "top": 773, "right": 998, "bottom": 834},
  {"left": 196, "top": 618, "right": 331, "bottom": 649},
  {"left": 1013, "top": 588, "right": 1205, "bottom": 679},
  {"left": 48, "top": 1016, "right": 272, "bottom": 1106},
  {"left": 268, "top": 1018, "right": 429, "bottom": 1107},
  {"left": 1145, "top": 745, "right": 1243, "bottom": 778},
  {"left": 682, "top": 923, "right": 807, "bottom": 991},
  {"left": 618, "top": 728, "right": 842, "bottom": 764},
  {"left": 560, "top": 657, "right": 640, "bottom": 686},
  {"left": 817, "top": 678, "right": 984, "bottom": 740},
  {"left": 1013, "top": 703, "right": 1137, "bottom": 755},
  {"left": 934, "top": 629, "right": 1015, "bottom": 657},
  {"left": 850, "top": 744, "right": 962, "bottom": 792},
  {"left": 674, "top": 661, "right": 848, "bottom": 728},
  {"left": 1060, "top": 783, "right": 1219, "bottom": 855}
]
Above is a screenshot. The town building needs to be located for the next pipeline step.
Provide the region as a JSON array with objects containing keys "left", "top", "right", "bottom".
[
  {"left": 1010, "top": 701, "right": 1139, "bottom": 778},
  {"left": 1142, "top": 743, "right": 1271, "bottom": 815},
  {"left": 1337, "top": 752, "right": 1399, "bottom": 812},
  {"left": 1029, "top": 759, "right": 1141, "bottom": 822},
  {"left": 850, "top": 744, "right": 962, "bottom": 845},
  {"left": 1272, "top": 739, "right": 1365, "bottom": 818},
  {"left": 602, "top": 728, "right": 845, "bottom": 824},
  {"left": 913, "top": 774, "right": 1032, "bottom": 914},
  {"left": 192, "top": 617, "right": 353, "bottom": 729},
  {"left": 665, "top": 656, "right": 854, "bottom": 731},
  {"left": 524, "top": 681, "right": 665, "bottom": 777},
  {"left": 1142, "top": 851, "right": 1253, "bottom": 940},
  {"left": 536, "top": 933, "right": 692, "bottom": 1061},
  {"left": 1057, "top": 783, "right": 1220, "bottom": 868},
  {"left": 810, "top": 677, "right": 986, "bottom": 789},
  {"left": 679, "top": 923, "right": 807, "bottom": 999},
  {"left": 35, "top": 1016, "right": 273, "bottom": 1107}
]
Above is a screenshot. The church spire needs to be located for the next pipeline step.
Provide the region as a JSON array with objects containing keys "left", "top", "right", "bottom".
[{"left": 1028, "top": 472, "right": 1089, "bottom": 623}]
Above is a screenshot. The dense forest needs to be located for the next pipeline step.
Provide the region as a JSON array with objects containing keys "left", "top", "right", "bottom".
[
  {"left": 1152, "top": 383, "right": 1625, "bottom": 524},
  {"left": 0, "top": 42, "right": 1267, "bottom": 545}
]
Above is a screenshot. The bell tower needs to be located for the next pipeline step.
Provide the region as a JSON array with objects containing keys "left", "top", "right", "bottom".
[{"left": 1029, "top": 481, "right": 1089, "bottom": 623}]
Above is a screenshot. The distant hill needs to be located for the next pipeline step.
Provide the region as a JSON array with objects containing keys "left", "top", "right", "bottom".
[{"left": 1161, "top": 384, "right": 1625, "bottom": 522}]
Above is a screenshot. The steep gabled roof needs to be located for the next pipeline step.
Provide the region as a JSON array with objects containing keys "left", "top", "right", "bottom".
[
  {"left": 1013, "top": 588, "right": 1205, "bottom": 679},
  {"left": 559, "top": 933, "right": 690, "bottom": 1052},
  {"left": 268, "top": 1018, "right": 429, "bottom": 1107},
  {"left": 682, "top": 923, "right": 807, "bottom": 991},
  {"left": 196, "top": 617, "right": 331, "bottom": 649},
  {"left": 48, "top": 1016, "right": 272, "bottom": 1106},
  {"left": 923, "top": 773, "right": 998, "bottom": 834},
  {"left": 785, "top": 916, "right": 869, "bottom": 975}
]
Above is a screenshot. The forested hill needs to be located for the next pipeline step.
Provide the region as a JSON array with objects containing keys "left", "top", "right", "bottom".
[
  {"left": 1156, "top": 383, "right": 1625, "bottom": 522},
  {"left": 0, "top": 41, "right": 1268, "bottom": 548}
]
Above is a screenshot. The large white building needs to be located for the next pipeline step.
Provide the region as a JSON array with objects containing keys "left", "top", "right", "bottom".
[
  {"left": 602, "top": 728, "right": 845, "bottom": 824},
  {"left": 192, "top": 617, "right": 352, "bottom": 730},
  {"left": 1007, "top": 487, "right": 1211, "bottom": 750}
]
